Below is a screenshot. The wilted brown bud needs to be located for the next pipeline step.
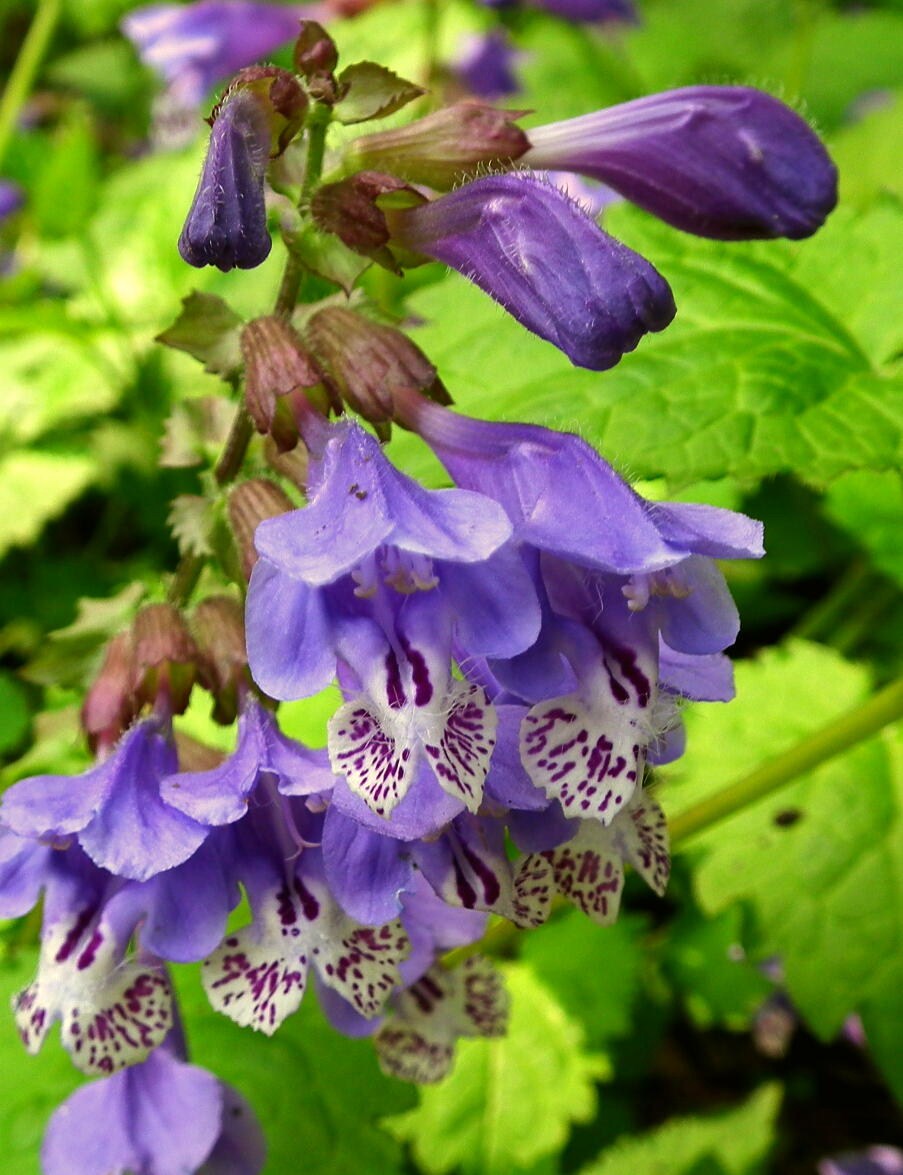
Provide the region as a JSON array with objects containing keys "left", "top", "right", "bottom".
[
  {"left": 82, "top": 632, "right": 138, "bottom": 749},
  {"left": 311, "top": 171, "right": 425, "bottom": 271},
  {"left": 191, "top": 596, "right": 249, "bottom": 724},
  {"left": 228, "top": 478, "right": 295, "bottom": 580},
  {"left": 342, "top": 102, "right": 530, "bottom": 189},
  {"left": 131, "top": 603, "right": 199, "bottom": 715},
  {"left": 241, "top": 316, "right": 337, "bottom": 450},
  {"left": 305, "top": 306, "right": 451, "bottom": 428}
]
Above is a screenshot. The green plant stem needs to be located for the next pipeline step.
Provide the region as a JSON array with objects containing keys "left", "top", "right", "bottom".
[
  {"left": 0, "top": 0, "right": 61, "bottom": 173},
  {"left": 213, "top": 404, "right": 255, "bottom": 486},
  {"left": 444, "top": 674, "right": 903, "bottom": 968},
  {"left": 668, "top": 673, "right": 903, "bottom": 843}
]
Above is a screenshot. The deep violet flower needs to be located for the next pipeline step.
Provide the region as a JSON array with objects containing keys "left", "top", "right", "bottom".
[
  {"left": 0, "top": 179, "right": 23, "bottom": 220},
  {"left": 387, "top": 173, "right": 675, "bottom": 371},
  {"left": 123, "top": 1, "right": 309, "bottom": 108},
  {"left": 453, "top": 31, "right": 521, "bottom": 100},
  {"left": 42, "top": 1037, "right": 266, "bottom": 1175},
  {"left": 178, "top": 86, "right": 273, "bottom": 271},
  {"left": 523, "top": 86, "right": 838, "bottom": 240}
]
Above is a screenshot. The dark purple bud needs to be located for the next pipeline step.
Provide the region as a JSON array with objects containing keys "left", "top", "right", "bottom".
[
  {"left": 524, "top": 86, "right": 838, "bottom": 240},
  {"left": 178, "top": 88, "right": 273, "bottom": 271},
  {"left": 343, "top": 101, "right": 530, "bottom": 190},
  {"left": 387, "top": 173, "right": 675, "bottom": 371},
  {"left": 305, "top": 306, "right": 450, "bottom": 427}
]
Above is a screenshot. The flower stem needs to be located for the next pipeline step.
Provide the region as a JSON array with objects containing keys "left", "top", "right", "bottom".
[
  {"left": 0, "top": 0, "right": 61, "bottom": 172},
  {"left": 668, "top": 673, "right": 903, "bottom": 843}
]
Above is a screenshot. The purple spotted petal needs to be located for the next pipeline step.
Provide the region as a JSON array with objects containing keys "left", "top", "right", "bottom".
[
  {"left": 541, "top": 823, "right": 625, "bottom": 925},
  {"left": 254, "top": 419, "right": 515, "bottom": 585},
  {"left": 524, "top": 86, "right": 837, "bottom": 240},
  {"left": 178, "top": 88, "right": 272, "bottom": 271},
  {"left": 321, "top": 806, "right": 414, "bottom": 924},
  {"left": 42, "top": 1045, "right": 224, "bottom": 1175},
  {"left": 400, "top": 873, "right": 487, "bottom": 984},
  {"left": 613, "top": 789, "right": 670, "bottom": 896},
  {"left": 389, "top": 173, "right": 675, "bottom": 371},
  {"left": 330, "top": 767, "right": 464, "bottom": 841}
]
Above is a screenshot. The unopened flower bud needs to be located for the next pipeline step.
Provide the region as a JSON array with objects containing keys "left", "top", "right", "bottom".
[
  {"left": 81, "top": 632, "right": 138, "bottom": 749},
  {"left": 241, "top": 315, "right": 336, "bottom": 449},
  {"left": 131, "top": 604, "right": 200, "bottom": 715},
  {"left": 179, "top": 69, "right": 306, "bottom": 272},
  {"left": 293, "top": 20, "right": 339, "bottom": 79},
  {"left": 191, "top": 596, "right": 249, "bottom": 724},
  {"left": 311, "top": 171, "right": 425, "bottom": 270},
  {"left": 228, "top": 478, "right": 294, "bottom": 580},
  {"left": 342, "top": 102, "right": 529, "bottom": 189},
  {"left": 305, "top": 306, "right": 450, "bottom": 426}
]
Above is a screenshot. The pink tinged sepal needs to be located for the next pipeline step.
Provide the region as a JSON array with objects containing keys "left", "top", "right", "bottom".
[
  {"left": 374, "top": 956, "right": 507, "bottom": 1084},
  {"left": 519, "top": 689, "right": 644, "bottom": 825},
  {"left": 15, "top": 917, "right": 172, "bottom": 1075}
]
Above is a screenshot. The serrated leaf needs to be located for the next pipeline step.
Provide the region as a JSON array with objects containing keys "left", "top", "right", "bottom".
[
  {"left": 335, "top": 61, "right": 425, "bottom": 125},
  {"left": 579, "top": 1084, "right": 782, "bottom": 1175},
  {"left": 658, "top": 641, "right": 903, "bottom": 1056},
  {"left": 156, "top": 291, "right": 244, "bottom": 378},
  {"left": 520, "top": 912, "right": 645, "bottom": 1049},
  {"left": 288, "top": 223, "right": 372, "bottom": 294},
  {"left": 0, "top": 704, "right": 88, "bottom": 788},
  {"left": 168, "top": 494, "right": 215, "bottom": 558},
  {"left": 386, "top": 963, "right": 608, "bottom": 1175},
  {"left": 160, "top": 397, "right": 235, "bottom": 468},
  {"left": 0, "top": 452, "right": 95, "bottom": 557},
  {"left": 401, "top": 202, "right": 903, "bottom": 488},
  {"left": 175, "top": 966, "right": 414, "bottom": 1175}
]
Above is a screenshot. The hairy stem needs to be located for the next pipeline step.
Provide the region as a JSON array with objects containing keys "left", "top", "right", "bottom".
[{"left": 0, "top": 0, "right": 61, "bottom": 172}]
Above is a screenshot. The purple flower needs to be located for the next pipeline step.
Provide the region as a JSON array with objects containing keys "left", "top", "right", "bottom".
[
  {"left": 179, "top": 86, "right": 273, "bottom": 271},
  {"left": 535, "top": 0, "right": 636, "bottom": 20},
  {"left": 387, "top": 173, "right": 675, "bottom": 370},
  {"left": 42, "top": 1037, "right": 266, "bottom": 1175},
  {"left": 122, "top": 1, "right": 308, "bottom": 108},
  {"left": 0, "top": 718, "right": 208, "bottom": 882},
  {"left": 374, "top": 955, "right": 507, "bottom": 1083},
  {"left": 246, "top": 418, "right": 541, "bottom": 828},
  {"left": 819, "top": 1149, "right": 903, "bottom": 1175},
  {"left": 523, "top": 86, "right": 838, "bottom": 240},
  {"left": 453, "top": 31, "right": 521, "bottom": 99},
  {"left": 0, "top": 179, "right": 23, "bottom": 220}
]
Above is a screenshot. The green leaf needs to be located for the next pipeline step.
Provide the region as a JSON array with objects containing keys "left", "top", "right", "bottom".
[
  {"left": 822, "top": 471, "right": 903, "bottom": 587},
  {"left": 22, "top": 583, "right": 145, "bottom": 690},
  {"left": 160, "top": 396, "right": 236, "bottom": 469},
  {"left": 579, "top": 1083, "right": 782, "bottom": 1175},
  {"left": 0, "top": 704, "right": 89, "bottom": 788},
  {"left": 0, "top": 333, "right": 119, "bottom": 447},
  {"left": 0, "top": 452, "right": 96, "bottom": 557},
  {"left": 0, "top": 671, "right": 30, "bottom": 756},
  {"left": 402, "top": 202, "right": 903, "bottom": 487},
  {"left": 520, "top": 911, "right": 646, "bottom": 1049},
  {"left": 30, "top": 109, "right": 100, "bottom": 240},
  {"left": 659, "top": 641, "right": 903, "bottom": 1054},
  {"left": 168, "top": 494, "right": 215, "bottom": 558},
  {"left": 663, "top": 906, "right": 772, "bottom": 1031},
  {"left": 335, "top": 62, "right": 425, "bottom": 125},
  {"left": 386, "top": 963, "right": 608, "bottom": 1175},
  {"left": 829, "top": 94, "right": 903, "bottom": 209},
  {"left": 156, "top": 291, "right": 245, "bottom": 378},
  {"left": 0, "top": 950, "right": 82, "bottom": 1175},
  {"left": 175, "top": 967, "right": 414, "bottom": 1175}
]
